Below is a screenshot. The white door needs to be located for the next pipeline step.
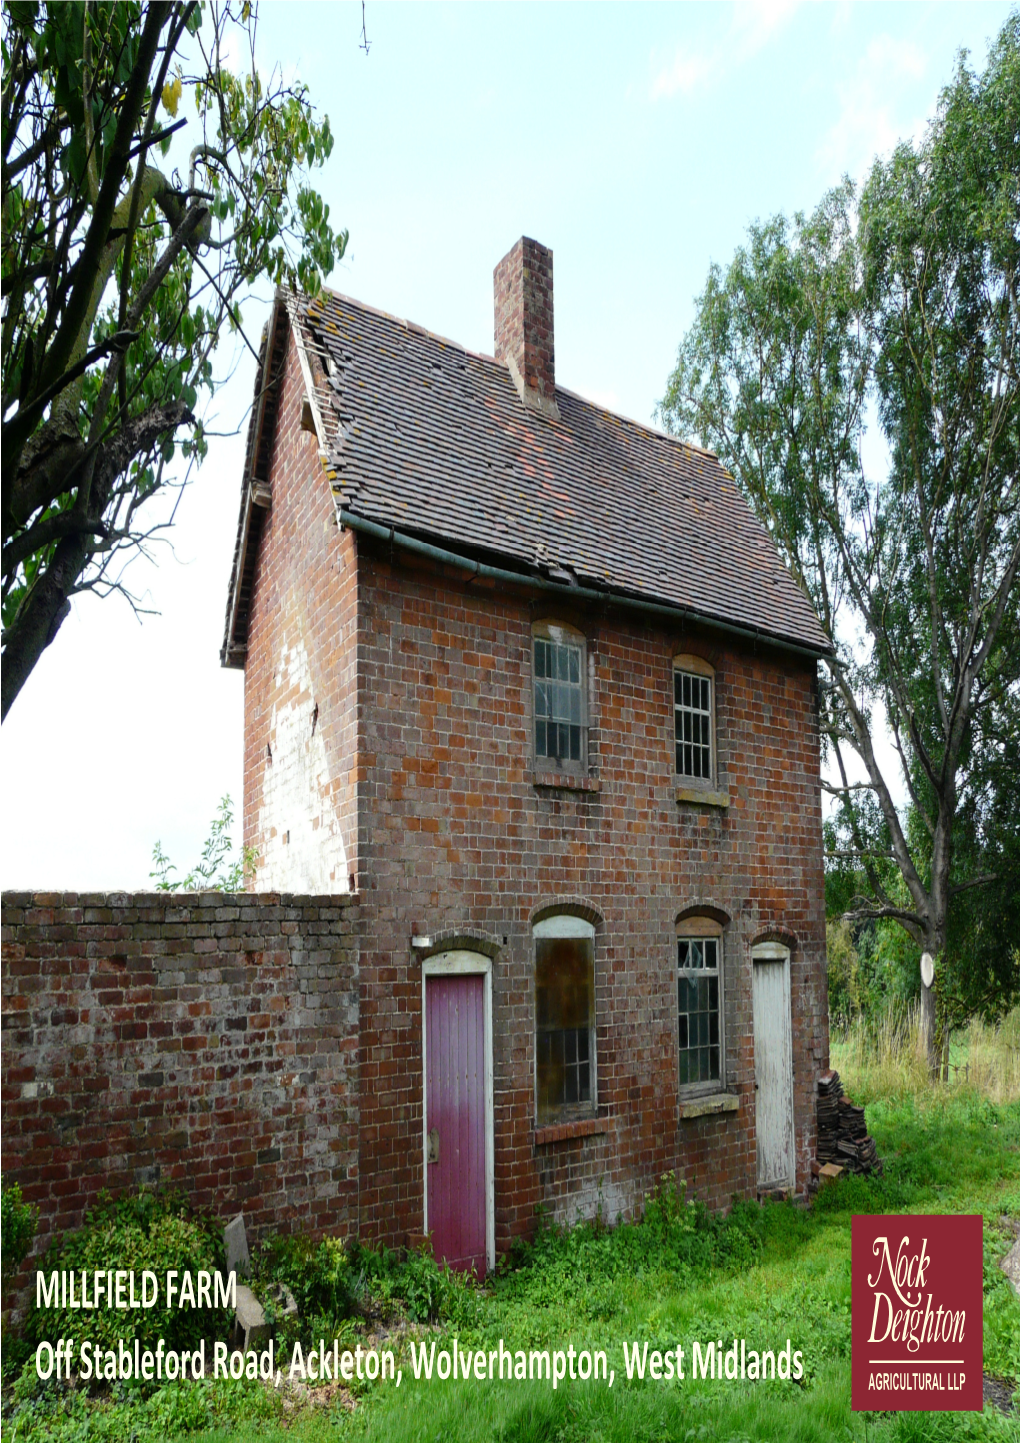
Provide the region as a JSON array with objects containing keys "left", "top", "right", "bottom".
[{"left": 751, "top": 945, "right": 795, "bottom": 1189}]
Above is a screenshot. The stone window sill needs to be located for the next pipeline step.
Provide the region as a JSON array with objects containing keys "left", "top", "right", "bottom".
[
  {"left": 678, "top": 1092, "right": 740, "bottom": 1120},
  {"left": 532, "top": 772, "right": 601, "bottom": 793},
  {"left": 675, "top": 785, "right": 729, "bottom": 809},
  {"left": 534, "top": 1116, "right": 610, "bottom": 1146}
]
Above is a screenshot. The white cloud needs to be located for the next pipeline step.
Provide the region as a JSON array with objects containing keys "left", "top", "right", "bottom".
[
  {"left": 650, "top": 51, "right": 712, "bottom": 100},
  {"left": 649, "top": 0, "right": 802, "bottom": 101},
  {"left": 817, "top": 34, "right": 930, "bottom": 179},
  {"left": 731, "top": 0, "right": 803, "bottom": 57}
]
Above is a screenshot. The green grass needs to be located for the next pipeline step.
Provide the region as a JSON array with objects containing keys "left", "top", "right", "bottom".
[{"left": 4, "top": 1087, "right": 1019, "bottom": 1442}]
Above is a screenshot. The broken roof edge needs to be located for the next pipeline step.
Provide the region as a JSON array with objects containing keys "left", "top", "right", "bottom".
[
  {"left": 221, "top": 284, "right": 833, "bottom": 667},
  {"left": 221, "top": 293, "right": 296, "bottom": 667},
  {"left": 337, "top": 505, "right": 834, "bottom": 663}
]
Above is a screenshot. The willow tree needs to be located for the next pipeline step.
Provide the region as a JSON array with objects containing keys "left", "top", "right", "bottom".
[
  {"left": 2, "top": 0, "right": 345, "bottom": 717},
  {"left": 659, "top": 17, "right": 1020, "bottom": 1068}
]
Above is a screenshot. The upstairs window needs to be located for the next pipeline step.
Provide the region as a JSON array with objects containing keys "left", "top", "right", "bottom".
[
  {"left": 677, "top": 918, "right": 724, "bottom": 1090},
  {"left": 673, "top": 656, "right": 714, "bottom": 782},
  {"left": 534, "top": 623, "right": 586, "bottom": 769},
  {"left": 534, "top": 915, "right": 596, "bottom": 1122}
]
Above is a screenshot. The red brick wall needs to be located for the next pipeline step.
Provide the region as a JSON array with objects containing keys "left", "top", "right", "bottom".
[
  {"left": 240, "top": 327, "right": 829, "bottom": 1257},
  {"left": 242, "top": 318, "right": 359, "bottom": 895},
  {"left": 346, "top": 537, "right": 827, "bottom": 1248},
  {"left": 493, "top": 237, "right": 556, "bottom": 405},
  {"left": 1, "top": 892, "right": 359, "bottom": 1261}
]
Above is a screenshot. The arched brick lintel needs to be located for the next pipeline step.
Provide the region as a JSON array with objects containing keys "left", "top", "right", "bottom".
[
  {"left": 749, "top": 926, "right": 799, "bottom": 953},
  {"left": 530, "top": 896, "right": 604, "bottom": 929},
  {"left": 675, "top": 901, "right": 731, "bottom": 928},
  {"left": 411, "top": 927, "right": 502, "bottom": 960}
]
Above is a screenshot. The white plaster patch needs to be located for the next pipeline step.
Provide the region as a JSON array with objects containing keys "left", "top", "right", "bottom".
[{"left": 258, "top": 634, "right": 349, "bottom": 893}]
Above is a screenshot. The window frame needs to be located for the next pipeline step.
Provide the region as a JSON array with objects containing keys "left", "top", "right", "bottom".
[
  {"left": 672, "top": 653, "right": 715, "bottom": 787},
  {"left": 675, "top": 915, "right": 725, "bottom": 1097},
  {"left": 533, "top": 913, "right": 597, "bottom": 1125},
  {"left": 532, "top": 621, "right": 588, "bottom": 776}
]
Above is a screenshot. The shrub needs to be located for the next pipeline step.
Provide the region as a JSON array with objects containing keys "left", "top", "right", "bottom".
[
  {"left": 1, "top": 1183, "right": 38, "bottom": 1290},
  {"left": 253, "top": 1232, "right": 479, "bottom": 1337},
  {"left": 253, "top": 1233, "right": 361, "bottom": 1343},
  {"left": 26, "top": 1189, "right": 227, "bottom": 1365}
]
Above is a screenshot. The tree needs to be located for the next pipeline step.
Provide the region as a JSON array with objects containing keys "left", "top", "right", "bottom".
[
  {"left": 1, "top": 0, "right": 345, "bottom": 718},
  {"left": 150, "top": 793, "right": 255, "bottom": 890},
  {"left": 658, "top": 15, "right": 1020, "bottom": 1069}
]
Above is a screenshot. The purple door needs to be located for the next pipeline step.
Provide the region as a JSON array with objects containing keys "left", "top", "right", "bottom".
[{"left": 425, "top": 973, "right": 487, "bottom": 1276}]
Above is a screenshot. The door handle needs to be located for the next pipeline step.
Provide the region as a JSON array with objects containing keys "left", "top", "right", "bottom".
[{"left": 427, "top": 1127, "right": 440, "bottom": 1164}]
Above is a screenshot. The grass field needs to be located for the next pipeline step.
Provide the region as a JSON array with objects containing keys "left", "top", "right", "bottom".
[{"left": 4, "top": 1015, "right": 1019, "bottom": 1442}]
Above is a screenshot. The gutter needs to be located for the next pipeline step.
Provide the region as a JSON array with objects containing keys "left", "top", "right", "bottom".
[{"left": 337, "top": 508, "right": 832, "bottom": 662}]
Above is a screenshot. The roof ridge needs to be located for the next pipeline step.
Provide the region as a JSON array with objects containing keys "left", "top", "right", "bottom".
[
  {"left": 300, "top": 284, "right": 722, "bottom": 466},
  {"left": 302, "top": 284, "right": 498, "bottom": 369}
]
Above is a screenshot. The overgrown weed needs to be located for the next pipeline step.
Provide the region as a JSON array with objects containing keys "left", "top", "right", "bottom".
[{"left": 832, "top": 1004, "right": 1020, "bottom": 1107}]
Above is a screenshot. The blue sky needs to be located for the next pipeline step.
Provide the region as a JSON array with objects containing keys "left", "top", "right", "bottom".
[{"left": 1, "top": 0, "right": 1012, "bottom": 888}]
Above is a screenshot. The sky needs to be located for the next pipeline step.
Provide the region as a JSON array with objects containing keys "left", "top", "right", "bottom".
[{"left": 1, "top": 0, "right": 1012, "bottom": 890}]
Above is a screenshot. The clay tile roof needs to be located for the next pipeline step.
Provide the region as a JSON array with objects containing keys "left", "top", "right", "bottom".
[{"left": 298, "top": 288, "right": 831, "bottom": 656}]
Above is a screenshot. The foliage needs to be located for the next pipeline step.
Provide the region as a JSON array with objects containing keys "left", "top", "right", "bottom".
[
  {"left": 24, "top": 1188, "right": 227, "bottom": 1365},
  {"left": 1, "top": 0, "right": 347, "bottom": 718},
  {"left": 659, "top": 16, "right": 1020, "bottom": 1051},
  {"left": 252, "top": 1232, "right": 478, "bottom": 1337},
  {"left": 834, "top": 1003, "right": 1020, "bottom": 1107},
  {"left": 150, "top": 793, "right": 256, "bottom": 890},
  {"left": 1, "top": 1181, "right": 38, "bottom": 1289},
  {"left": 825, "top": 919, "right": 865, "bottom": 1023},
  {"left": 4, "top": 1090, "right": 1018, "bottom": 1439},
  {"left": 358, "top": 1240, "right": 480, "bottom": 1327}
]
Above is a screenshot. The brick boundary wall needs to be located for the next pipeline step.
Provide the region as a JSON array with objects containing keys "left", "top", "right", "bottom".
[{"left": 1, "top": 892, "right": 360, "bottom": 1269}]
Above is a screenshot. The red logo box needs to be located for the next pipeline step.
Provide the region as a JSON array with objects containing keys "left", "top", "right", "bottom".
[{"left": 851, "top": 1214, "right": 983, "bottom": 1411}]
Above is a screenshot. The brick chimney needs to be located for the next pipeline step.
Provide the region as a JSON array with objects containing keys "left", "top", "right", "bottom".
[{"left": 493, "top": 237, "right": 560, "bottom": 422}]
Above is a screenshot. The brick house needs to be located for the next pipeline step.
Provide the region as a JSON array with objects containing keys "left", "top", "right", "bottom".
[{"left": 221, "top": 238, "right": 831, "bottom": 1274}]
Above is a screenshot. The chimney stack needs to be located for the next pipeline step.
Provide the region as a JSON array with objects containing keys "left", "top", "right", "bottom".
[{"left": 493, "top": 237, "right": 560, "bottom": 422}]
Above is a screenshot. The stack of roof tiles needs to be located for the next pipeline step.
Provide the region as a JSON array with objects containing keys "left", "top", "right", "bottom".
[{"left": 817, "top": 1070, "right": 880, "bottom": 1175}]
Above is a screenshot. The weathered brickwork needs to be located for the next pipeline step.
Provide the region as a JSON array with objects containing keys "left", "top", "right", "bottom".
[
  {"left": 494, "top": 236, "right": 556, "bottom": 408},
  {"left": 1, "top": 892, "right": 359, "bottom": 1256},
  {"left": 344, "top": 541, "right": 827, "bottom": 1246},
  {"left": 242, "top": 324, "right": 359, "bottom": 895},
  {"left": 241, "top": 325, "right": 829, "bottom": 1256}
]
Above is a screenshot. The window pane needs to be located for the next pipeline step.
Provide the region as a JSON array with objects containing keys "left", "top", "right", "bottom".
[
  {"left": 674, "top": 668, "right": 713, "bottom": 781},
  {"left": 536, "top": 935, "right": 595, "bottom": 1120},
  {"left": 677, "top": 931, "right": 721, "bottom": 1090},
  {"left": 534, "top": 637, "right": 585, "bottom": 764}
]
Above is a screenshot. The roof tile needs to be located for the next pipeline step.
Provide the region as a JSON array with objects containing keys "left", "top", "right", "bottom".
[{"left": 297, "top": 289, "right": 830, "bottom": 655}]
